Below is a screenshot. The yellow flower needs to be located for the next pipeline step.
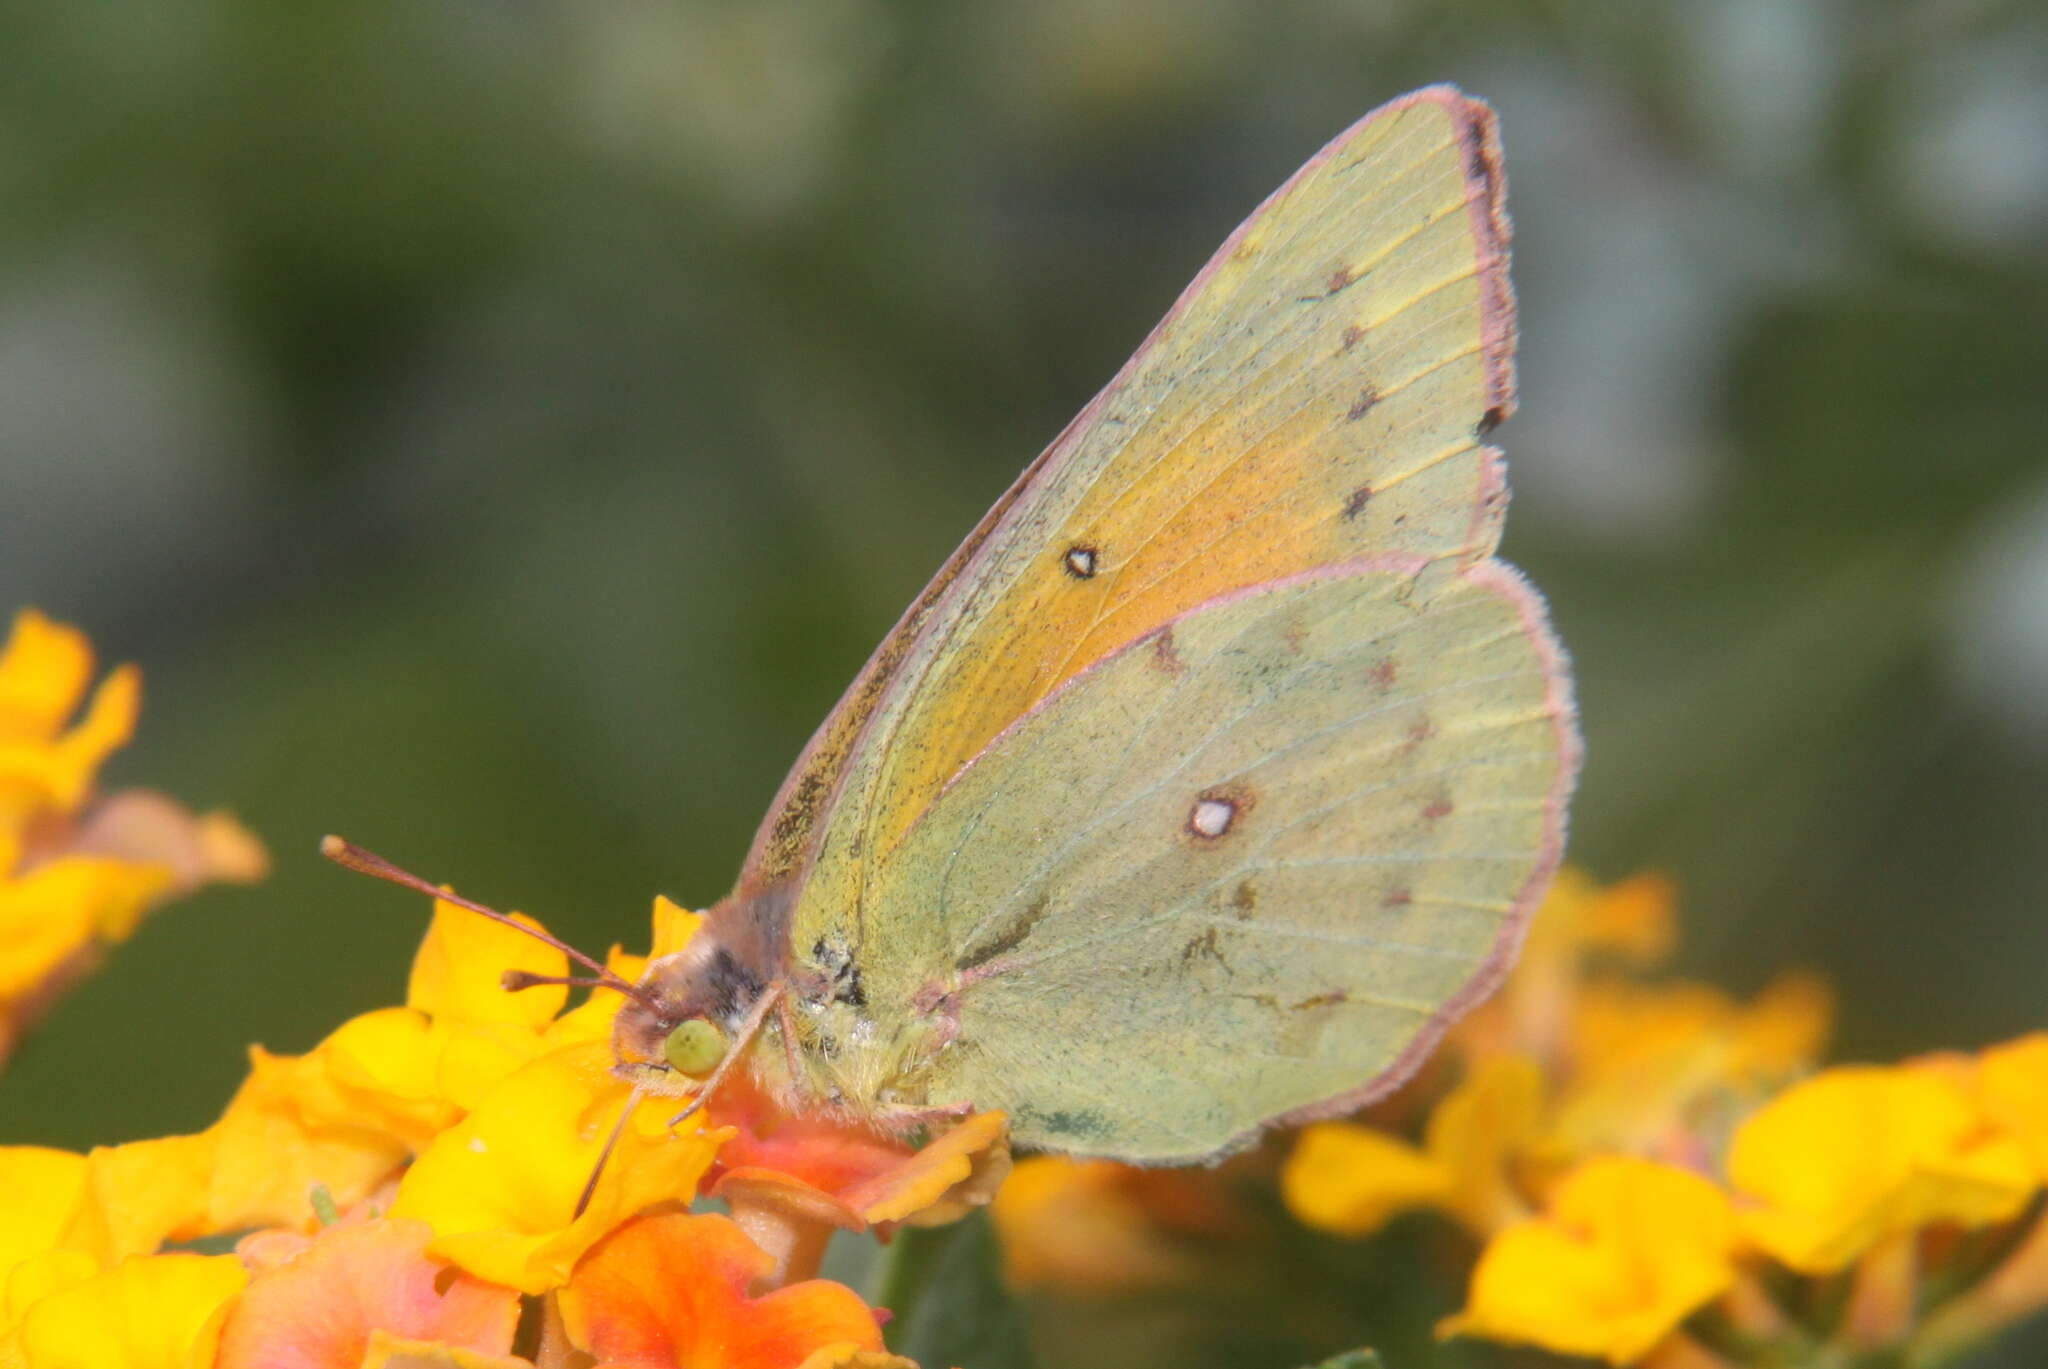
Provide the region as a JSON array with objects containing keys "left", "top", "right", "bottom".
[
  {"left": 389, "top": 1041, "right": 724, "bottom": 1295},
  {"left": 0, "top": 609, "right": 265, "bottom": 1070},
  {"left": 1729, "top": 1064, "right": 2038, "bottom": 1274},
  {"left": 1284, "top": 1055, "right": 1543, "bottom": 1239},
  {"left": 1545, "top": 971, "right": 1831, "bottom": 1165},
  {"left": 3, "top": 1251, "right": 247, "bottom": 1369},
  {"left": 0, "top": 609, "right": 138, "bottom": 825},
  {"left": 1975, "top": 1032, "right": 2048, "bottom": 1179},
  {"left": 1441, "top": 1155, "right": 1735, "bottom": 1366},
  {"left": 200, "top": 894, "right": 608, "bottom": 1231}
]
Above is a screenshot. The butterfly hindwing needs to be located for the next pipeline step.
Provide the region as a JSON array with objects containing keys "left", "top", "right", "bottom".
[{"left": 788, "top": 559, "right": 1574, "bottom": 1160}]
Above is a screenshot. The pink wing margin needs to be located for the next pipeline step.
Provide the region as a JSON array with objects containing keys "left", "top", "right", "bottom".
[{"left": 737, "top": 84, "right": 1522, "bottom": 902}]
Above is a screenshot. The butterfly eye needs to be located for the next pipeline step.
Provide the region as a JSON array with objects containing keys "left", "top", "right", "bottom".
[{"left": 662, "top": 1018, "right": 728, "bottom": 1077}]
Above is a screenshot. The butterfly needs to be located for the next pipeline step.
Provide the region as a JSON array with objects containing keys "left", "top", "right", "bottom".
[{"left": 332, "top": 83, "right": 1578, "bottom": 1171}]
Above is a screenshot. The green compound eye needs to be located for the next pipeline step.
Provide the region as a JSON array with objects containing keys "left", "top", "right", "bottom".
[{"left": 662, "top": 1018, "right": 728, "bottom": 1077}]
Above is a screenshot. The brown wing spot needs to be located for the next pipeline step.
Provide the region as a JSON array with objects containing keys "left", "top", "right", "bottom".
[
  {"left": 1382, "top": 887, "right": 1413, "bottom": 908},
  {"left": 1369, "top": 658, "right": 1399, "bottom": 690},
  {"left": 956, "top": 896, "right": 1052, "bottom": 971},
  {"left": 1402, "top": 717, "right": 1436, "bottom": 751},
  {"left": 1342, "top": 485, "right": 1373, "bottom": 520},
  {"left": 1180, "top": 926, "right": 1230, "bottom": 971},
  {"left": 1229, "top": 881, "right": 1258, "bottom": 918},
  {"left": 1063, "top": 544, "right": 1099, "bottom": 579},
  {"left": 1292, "top": 989, "right": 1348, "bottom": 1011},
  {"left": 1187, "top": 782, "right": 1255, "bottom": 842},
  {"left": 1324, "top": 265, "right": 1357, "bottom": 295},
  {"left": 1346, "top": 384, "right": 1381, "bottom": 421},
  {"left": 1477, "top": 405, "right": 1506, "bottom": 437},
  {"left": 1149, "top": 626, "right": 1185, "bottom": 674},
  {"left": 1422, "top": 797, "right": 1454, "bottom": 821},
  {"left": 1340, "top": 324, "right": 1366, "bottom": 352}
]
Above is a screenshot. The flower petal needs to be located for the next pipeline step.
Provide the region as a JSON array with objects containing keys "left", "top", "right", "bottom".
[
  {"left": 390, "top": 1042, "right": 721, "bottom": 1295},
  {"left": 1282, "top": 1125, "right": 1450, "bottom": 1238},
  {"left": 408, "top": 899, "right": 566, "bottom": 1028},
  {"left": 1730, "top": 1065, "right": 2038, "bottom": 1274},
  {"left": 215, "top": 1218, "right": 519, "bottom": 1369},
  {"left": 559, "top": 1213, "right": 885, "bottom": 1369},
  {"left": 1978, "top": 1033, "right": 2048, "bottom": 1180},
  {"left": 1442, "top": 1156, "right": 1734, "bottom": 1366},
  {"left": 10, "top": 1252, "right": 246, "bottom": 1369}
]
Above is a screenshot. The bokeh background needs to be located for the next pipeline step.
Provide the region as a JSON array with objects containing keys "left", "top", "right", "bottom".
[{"left": 5, "top": 1, "right": 2046, "bottom": 1364}]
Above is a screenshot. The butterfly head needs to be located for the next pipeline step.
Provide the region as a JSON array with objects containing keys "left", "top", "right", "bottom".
[{"left": 609, "top": 931, "right": 769, "bottom": 1085}]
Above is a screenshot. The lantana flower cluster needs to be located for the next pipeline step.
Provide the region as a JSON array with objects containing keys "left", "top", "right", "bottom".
[
  {"left": 1269, "top": 871, "right": 2048, "bottom": 1367},
  {"left": 0, "top": 608, "right": 264, "bottom": 1070},
  {"left": 0, "top": 610, "right": 1009, "bottom": 1369},
  {"left": 3, "top": 886, "right": 1011, "bottom": 1368}
]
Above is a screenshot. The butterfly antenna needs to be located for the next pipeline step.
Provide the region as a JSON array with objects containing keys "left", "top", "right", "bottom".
[
  {"left": 575, "top": 1080, "right": 649, "bottom": 1219},
  {"left": 320, "top": 835, "right": 657, "bottom": 1011}
]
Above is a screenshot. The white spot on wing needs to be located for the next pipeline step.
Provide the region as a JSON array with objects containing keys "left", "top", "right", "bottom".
[
  {"left": 1063, "top": 545, "right": 1098, "bottom": 578},
  {"left": 1190, "top": 797, "right": 1236, "bottom": 838}
]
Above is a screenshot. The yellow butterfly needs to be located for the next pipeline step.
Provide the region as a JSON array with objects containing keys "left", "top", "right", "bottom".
[{"left": 336, "top": 84, "right": 1578, "bottom": 1167}]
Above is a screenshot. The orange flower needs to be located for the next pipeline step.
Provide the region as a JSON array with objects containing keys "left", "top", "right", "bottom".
[
  {"left": 557, "top": 1212, "right": 895, "bottom": 1369},
  {"left": 991, "top": 1156, "right": 1245, "bottom": 1293},
  {"left": 703, "top": 1070, "right": 1011, "bottom": 1286},
  {"left": 215, "top": 1218, "right": 520, "bottom": 1369}
]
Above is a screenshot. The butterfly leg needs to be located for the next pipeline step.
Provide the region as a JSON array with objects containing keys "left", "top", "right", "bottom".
[
  {"left": 776, "top": 992, "right": 804, "bottom": 1083},
  {"left": 870, "top": 1098, "right": 978, "bottom": 1138},
  {"left": 667, "top": 980, "right": 786, "bottom": 1128}
]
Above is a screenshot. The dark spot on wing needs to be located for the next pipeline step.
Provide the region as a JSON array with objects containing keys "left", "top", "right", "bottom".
[
  {"left": 1018, "top": 1105, "right": 1110, "bottom": 1140},
  {"left": 1478, "top": 405, "right": 1505, "bottom": 437},
  {"left": 1369, "top": 658, "right": 1398, "bottom": 689},
  {"left": 1230, "top": 881, "right": 1258, "bottom": 918},
  {"left": 956, "top": 896, "right": 1052, "bottom": 972},
  {"left": 1340, "top": 324, "right": 1366, "bottom": 352},
  {"left": 1324, "top": 265, "right": 1358, "bottom": 295},
  {"left": 1292, "top": 989, "right": 1348, "bottom": 1011},
  {"left": 1346, "top": 384, "right": 1380, "bottom": 421},
  {"left": 1422, "top": 797, "right": 1454, "bottom": 821},
  {"left": 1342, "top": 485, "right": 1373, "bottom": 520},
  {"left": 1383, "top": 887, "right": 1413, "bottom": 908},
  {"left": 1063, "top": 544, "right": 1099, "bottom": 579},
  {"left": 1149, "top": 627, "right": 1185, "bottom": 673},
  {"left": 1180, "top": 926, "right": 1230, "bottom": 972}
]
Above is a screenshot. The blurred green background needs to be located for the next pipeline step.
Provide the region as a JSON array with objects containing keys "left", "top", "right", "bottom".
[{"left": 4, "top": 0, "right": 2045, "bottom": 1364}]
